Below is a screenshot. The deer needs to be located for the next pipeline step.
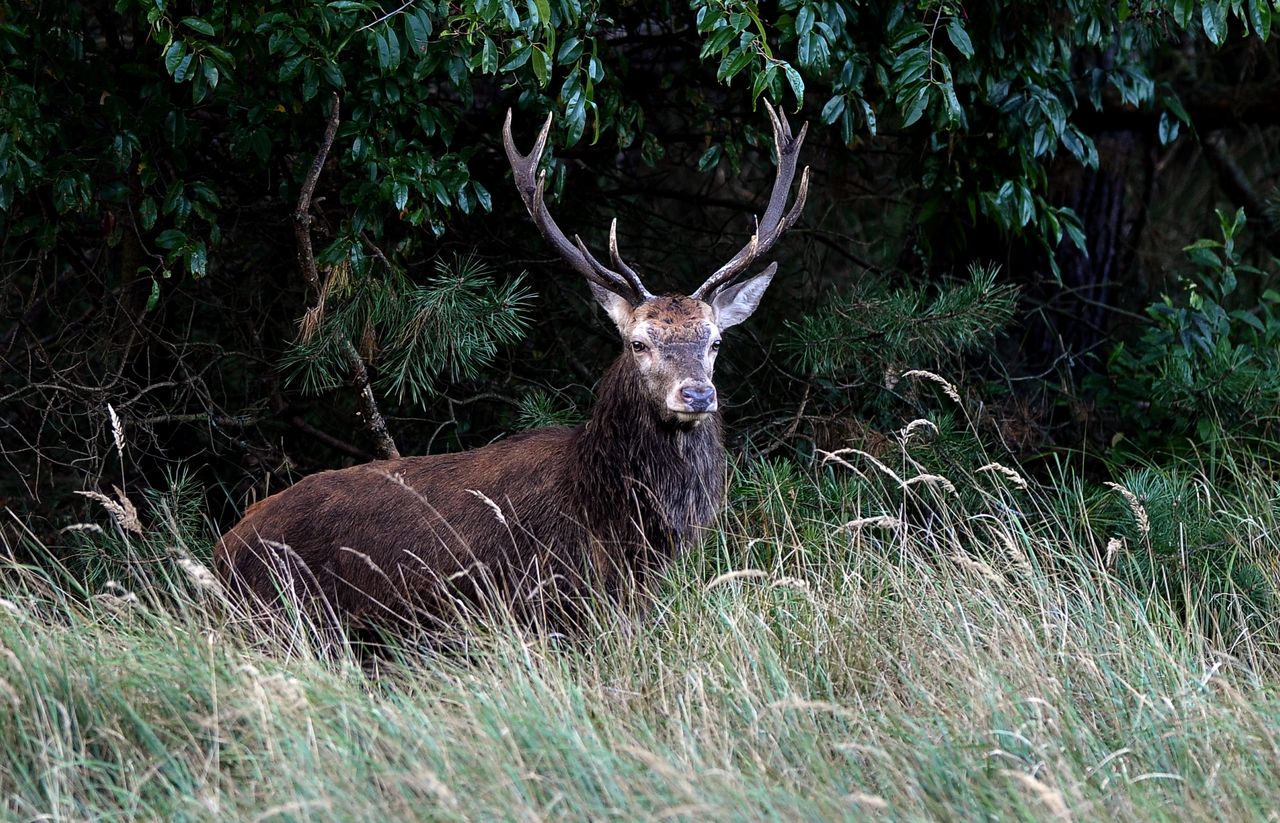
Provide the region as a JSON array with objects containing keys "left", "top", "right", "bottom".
[{"left": 215, "top": 102, "right": 809, "bottom": 637}]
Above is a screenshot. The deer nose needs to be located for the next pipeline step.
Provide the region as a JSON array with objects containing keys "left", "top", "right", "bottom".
[{"left": 681, "top": 384, "right": 716, "bottom": 412}]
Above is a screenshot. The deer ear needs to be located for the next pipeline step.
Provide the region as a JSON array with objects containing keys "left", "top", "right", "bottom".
[
  {"left": 588, "top": 280, "right": 636, "bottom": 333},
  {"left": 710, "top": 263, "right": 777, "bottom": 329}
]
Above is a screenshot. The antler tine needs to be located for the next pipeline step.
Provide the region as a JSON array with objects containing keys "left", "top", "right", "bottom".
[
  {"left": 504, "top": 109, "right": 650, "bottom": 305},
  {"left": 574, "top": 235, "right": 636, "bottom": 294},
  {"left": 609, "top": 219, "right": 655, "bottom": 301},
  {"left": 691, "top": 102, "right": 811, "bottom": 300}
]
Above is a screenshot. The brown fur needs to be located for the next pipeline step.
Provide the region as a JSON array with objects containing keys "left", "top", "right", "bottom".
[{"left": 215, "top": 349, "right": 725, "bottom": 634}]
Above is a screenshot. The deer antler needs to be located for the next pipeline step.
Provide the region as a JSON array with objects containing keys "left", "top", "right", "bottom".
[
  {"left": 503, "top": 110, "right": 655, "bottom": 303},
  {"left": 691, "top": 101, "right": 810, "bottom": 301}
]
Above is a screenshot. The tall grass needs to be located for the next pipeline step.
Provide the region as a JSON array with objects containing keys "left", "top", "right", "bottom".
[{"left": 2, "top": 435, "right": 1279, "bottom": 820}]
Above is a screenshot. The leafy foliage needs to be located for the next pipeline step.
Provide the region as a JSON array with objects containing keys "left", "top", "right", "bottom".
[
  {"left": 783, "top": 263, "right": 1018, "bottom": 381},
  {"left": 283, "top": 256, "right": 532, "bottom": 406},
  {"left": 1096, "top": 209, "right": 1280, "bottom": 451},
  {"left": 5, "top": 0, "right": 1280, "bottom": 524},
  {"left": 515, "top": 389, "right": 583, "bottom": 430}
]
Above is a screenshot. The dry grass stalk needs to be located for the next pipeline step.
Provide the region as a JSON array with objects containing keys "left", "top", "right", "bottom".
[
  {"left": 899, "top": 418, "right": 938, "bottom": 442},
  {"left": 466, "top": 489, "right": 508, "bottom": 525},
  {"left": 75, "top": 487, "right": 143, "bottom": 535},
  {"left": 176, "top": 555, "right": 224, "bottom": 596},
  {"left": 901, "top": 370, "right": 963, "bottom": 404},
  {"left": 1104, "top": 482, "right": 1150, "bottom": 538},
  {"left": 821, "top": 447, "right": 905, "bottom": 486},
  {"left": 704, "top": 569, "right": 769, "bottom": 590},
  {"left": 60, "top": 523, "right": 103, "bottom": 534},
  {"left": 107, "top": 403, "right": 125, "bottom": 460},
  {"left": 0, "top": 676, "right": 20, "bottom": 708},
  {"left": 841, "top": 515, "right": 904, "bottom": 531},
  {"left": 903, "top": 473, "right": 958, "bottom": 495},
  {"left": 1104, "top": 537, "right": 1124, "bottom": 568},
  {"left": 976, "top": 462, "right": 1029, "bottom": 490},
  {"left": 768, "top": 696, "right": 857, "bottom": 718},
  {"left": 822, "top": 448, "right": 956, "bottom": 495},
  {"left": 990, "top": 526, "right": 1034, "bottom": 576},
  {"left": 94, "top": 581, "right": 139, "bottom": 612},
  {"left": 949, "top": 553, "right": 1004, "bottom": 584}
]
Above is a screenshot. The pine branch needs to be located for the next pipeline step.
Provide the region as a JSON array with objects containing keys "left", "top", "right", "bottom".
[{"left": 294, "top": 93, "right": 400, "bottom": 460}]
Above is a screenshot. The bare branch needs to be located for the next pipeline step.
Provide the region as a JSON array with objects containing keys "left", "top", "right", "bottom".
[{"left": 294, "top": 93, "right": 400, "bottom": 460}]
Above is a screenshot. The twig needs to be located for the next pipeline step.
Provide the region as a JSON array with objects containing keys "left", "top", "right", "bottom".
[
  {"left": 294, "top": 94, "right": 400, "bottom": 460},
  {"left": 357, "top": 0, "right": 414, "bottom": 32},
  {"left": 295, "top": 94, "right": 343, "bottom": 301},
  {"left": 137, "top": 412, "right": 267, "bottom": 428}
]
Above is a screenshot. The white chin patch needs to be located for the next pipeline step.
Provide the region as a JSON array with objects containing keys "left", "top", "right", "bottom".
[{"left": 670, "top": 410, "right": 712, "bottom": 425}]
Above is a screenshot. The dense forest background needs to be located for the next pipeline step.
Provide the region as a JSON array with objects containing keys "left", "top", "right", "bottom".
[{"left": 3, "top": 0, "right": 1280, "bottom": 541}]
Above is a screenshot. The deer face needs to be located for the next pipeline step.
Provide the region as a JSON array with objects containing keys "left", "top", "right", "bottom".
[
  {"left": 589, "top": 268, "right": 775, "bottom": 425},
  {"left": 625, "top": 296, "right": 720, "bottom": 423}
]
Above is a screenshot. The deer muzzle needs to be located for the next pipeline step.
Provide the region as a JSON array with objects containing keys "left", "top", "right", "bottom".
[{"left": 669, "top": 382, "right": 717, "bottom": 419}]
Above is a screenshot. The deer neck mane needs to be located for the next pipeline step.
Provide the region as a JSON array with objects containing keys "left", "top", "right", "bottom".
[{"left": 575, "top": 354, "right": 725, "bottom": 549}]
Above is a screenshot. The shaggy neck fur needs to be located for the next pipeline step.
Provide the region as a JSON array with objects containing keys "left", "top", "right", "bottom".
[{"left": 573, "top": 353, "right": 725, "bottom": 561}]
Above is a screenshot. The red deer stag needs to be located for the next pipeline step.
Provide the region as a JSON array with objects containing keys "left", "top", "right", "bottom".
[{"left": 216, "top": 103, "right": 809, "bottom": 634}]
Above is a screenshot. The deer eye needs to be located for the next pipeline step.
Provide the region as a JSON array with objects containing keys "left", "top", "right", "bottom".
[
  {"left": 710, "top": 340, "right": 722, "bottom": 352},
  {"left": 631, "top": 340, "right": 648, "bottom": 353}
]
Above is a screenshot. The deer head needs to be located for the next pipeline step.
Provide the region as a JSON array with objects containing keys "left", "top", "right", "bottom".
[{"left": 503, "top": 103, "right": 809, "bottom": 425}]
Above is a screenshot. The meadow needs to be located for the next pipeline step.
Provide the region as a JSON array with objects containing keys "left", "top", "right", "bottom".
[{"left": 3, "top": 411, "right": 1278, "bottom": 822}]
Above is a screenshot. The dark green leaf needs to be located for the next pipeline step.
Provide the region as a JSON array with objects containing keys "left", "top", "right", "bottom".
[
  {"left": 697, "top": 143, "right": 722, "bottom": 172},
  {"left": 500, "top": 45, "right": 532, "bottom": 72},
  {"left": 783, "top": 64, "right": 804, "bottom": 108},
  {"left": 820, "top": 95, "right": 846, "bottom": 124},
  {"left": 500, "top": 0, "right": 521, "bottom": 28},
  {"left": 181, "top": 17, "right": 215, "bottom": 36},
  {"left": 1172, "top": 0, "right": 1194, "bottom": 27},
  {"left": 860, "top": 98, "right": 877, "bottom": 137},
  {"left": 186, "top": 242, "right": 208, "bottom": 277},
  {"left": 164, "top": 41, "right": 186, "bottom": 76},
  {"left": 173, "top": 53, "right": 195, "bottom": 83},
  {"left": 472, "top": 181, "right": 492, "bottom": 212},
  {"left": 1248, "top": 0, "right": 1272, "bottom": 39},
  {"left": 752, "top": 64, "right": 777, "bottom": 101},
  {"left": 534, "top": 0, "right": 551, "bottom": 25},
  {"left": 531, "top": 47, "right": 549, "bottom": 87},
  {"left": 405, "top": 11, "right": 432, "bottom": 55},
  {"left": 1202, "top": 1, "right": 1228, "bottom": 45},
  {"left": 202, "top": 60, "right": 219, "bottom": 91},
  {"left": 796, "top": 5, "right": 814, "bottom": 36},
  {"left": 946, "top": 20, "right": 974, "bottom": 59},
  {"left": 716, "top": 45, "right": 754, "bottom": 83},
  {"left": 482, "top": 37, "right": 498, "bottom": 74},
  {"left": 557, "top": 36, "right": 582, "bottom": 63},
  {"left": 155, "top": 229, "right": 185, "bottom": 249},
  {"left": 139, "top": 198, "right": 157, "bottom": 231},
  {"left": 901, "top": 86, "right": 929, "bottom": 127}
]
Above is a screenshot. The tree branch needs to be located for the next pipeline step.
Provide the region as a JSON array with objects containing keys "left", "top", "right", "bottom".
[{"left": 294, "top": 93, "right": 400, "bottom": 460}]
